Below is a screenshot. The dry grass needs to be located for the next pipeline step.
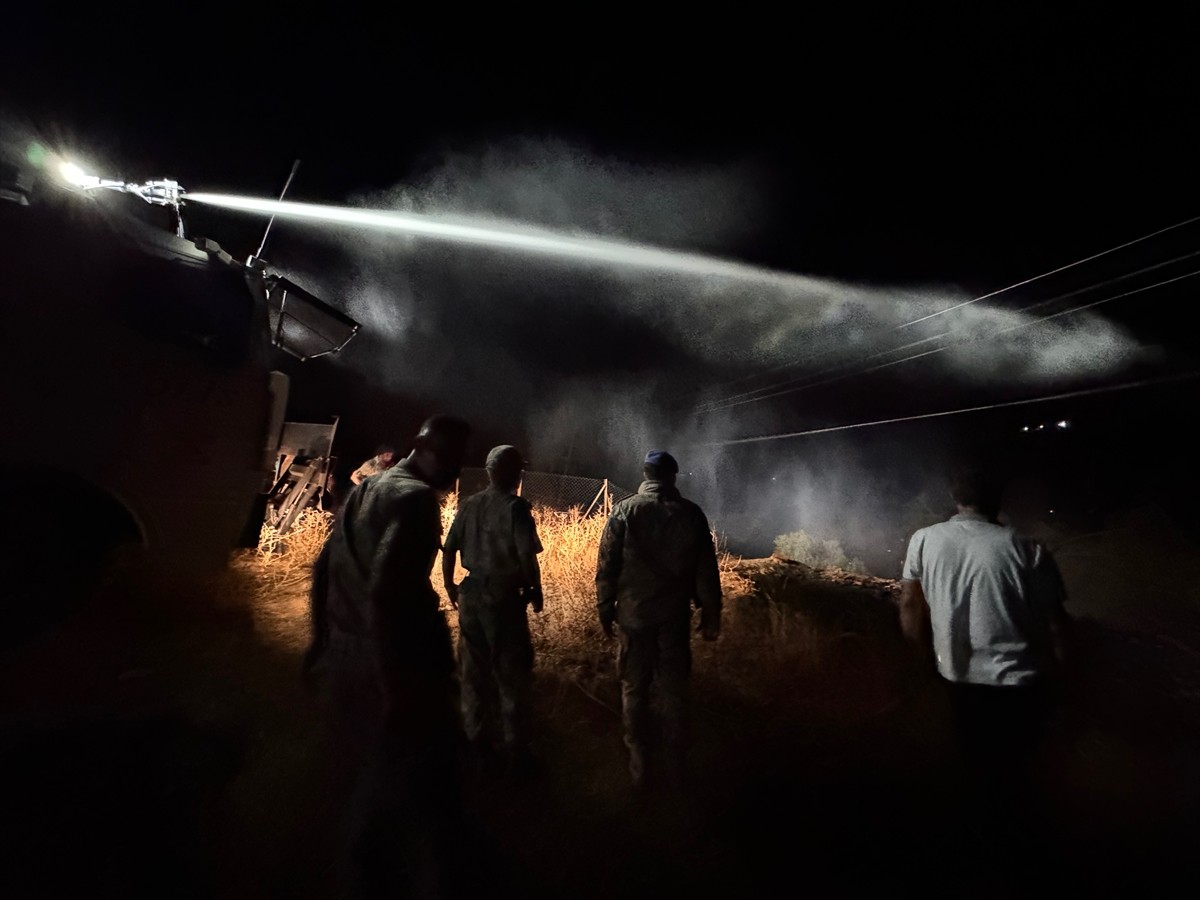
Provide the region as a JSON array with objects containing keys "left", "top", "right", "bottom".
[
  {"left": 223, "top": 508, "right": 334, "bottom": 653},
  {"left": 431, "top": 497, "right": 611, "bottom": 661},
  {"left": 255, "top": 508, "right": 334, "bottom": 569},
  {"left": 698, "top": 573, "right": 827, "bottom": 706},
  {"left": 224, "top": 495, "right": 889, "bottom": 710},
  {"left": 431, "top": 496, "right": 757, "bottom": 670}
]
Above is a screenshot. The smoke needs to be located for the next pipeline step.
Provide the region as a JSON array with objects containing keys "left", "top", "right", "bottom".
[
  {"left": 512, "top": 382, "right": 957, "bottom": 573},
  {"left": 701, "top": 435, "right": 957, "bottom": 574}
]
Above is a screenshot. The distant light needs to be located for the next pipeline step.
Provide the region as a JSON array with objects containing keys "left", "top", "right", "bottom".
[
  {"left": 1035, "top": 424, "right": 1045, "bottom": 431},
  {"left": 1022, "top": 426, "right": 1030, "bottom": 432},
  {"left": 1049, "top": 509, "right": 1055, "bottom": 514},
  {"left": 59, "top": 161, "right": 100, "bottom": 188},
  {"left": 1057, "top": 420, "right": 1069, "bottom": 429}
]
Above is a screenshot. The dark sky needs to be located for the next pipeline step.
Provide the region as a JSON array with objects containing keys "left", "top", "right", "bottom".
[
  {"left": 6, "top": 8, "right": 1200, "bottom": 563},
  {"left": 8, "top": 10, "right": 1199, "bottom": 271}
]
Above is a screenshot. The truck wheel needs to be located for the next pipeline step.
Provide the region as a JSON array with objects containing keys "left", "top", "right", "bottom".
[{"left": 1, "top": 471, "right": 142, "bottom": 649}]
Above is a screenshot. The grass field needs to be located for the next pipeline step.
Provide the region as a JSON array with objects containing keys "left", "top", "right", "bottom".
[{"left": 2, "top": 499, "right": 1197, "bottom": 897}]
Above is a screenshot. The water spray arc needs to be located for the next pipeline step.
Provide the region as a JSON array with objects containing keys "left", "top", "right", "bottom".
[
  {"left": 51, "top": 160, "right": 1152, "bottom": 416},
  {"left": 57, "top": 158, "right": 831, "bottom": 284},
  {"left": 182, "top": 192, "right": 812, "bottom": 283}
]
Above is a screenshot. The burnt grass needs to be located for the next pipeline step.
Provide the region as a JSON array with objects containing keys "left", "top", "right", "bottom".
[{"left": 2, "top": 558, "right": 1199, "bottom": 898}]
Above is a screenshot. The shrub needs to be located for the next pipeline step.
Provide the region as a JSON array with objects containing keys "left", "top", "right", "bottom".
[{"left": 773, "top": 529, "right": 865, "bottom": 574}]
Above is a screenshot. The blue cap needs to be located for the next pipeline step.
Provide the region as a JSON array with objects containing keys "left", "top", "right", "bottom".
[{"left": 644, "top": 450, "right": 679, "bottom": 474}]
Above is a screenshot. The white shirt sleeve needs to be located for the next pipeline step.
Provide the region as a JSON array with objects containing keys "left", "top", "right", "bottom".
[{"left": 902, "top": 530, "right": 924, "bottom": 581}]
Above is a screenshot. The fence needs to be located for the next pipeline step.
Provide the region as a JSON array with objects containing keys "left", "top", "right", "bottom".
[{"left": 456, "top": 468, "right": 635, "bottom": 517}]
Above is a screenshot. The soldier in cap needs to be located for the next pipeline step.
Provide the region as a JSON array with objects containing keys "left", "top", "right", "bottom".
[
  {"left": 595, "top": 449, "right": 722, "bottom": 792},
  {"left": 442, "top": 445, "right": 545, "bottom": 779},
  {"left": 311, "top": 414, "right": 471, "bottom": 897}
]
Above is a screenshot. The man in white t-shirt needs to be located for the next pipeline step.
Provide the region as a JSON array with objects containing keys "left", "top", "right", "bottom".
[{"left": 901, "top": 465, "right": 1070, "bottom": 844}]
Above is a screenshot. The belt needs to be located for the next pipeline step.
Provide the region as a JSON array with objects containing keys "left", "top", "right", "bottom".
[
  {"left": 463, "top": 572, "right": 521, "bottom": 589},
  {"left": 461, "top": 573, "right": 523, "bottom": 602}
]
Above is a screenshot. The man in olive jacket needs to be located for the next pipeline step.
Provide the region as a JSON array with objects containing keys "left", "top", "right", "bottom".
[
  {"left": 310, "top": 415, "right": 470, "bottom": 897},
  {"left": 443, "top": 444, "right": 544, "bottom": 779},
  {"left": 596, "top": 450, "right": 721, "bottom": 791}
]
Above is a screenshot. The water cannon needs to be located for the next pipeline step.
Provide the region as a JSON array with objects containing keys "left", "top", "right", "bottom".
[
  {"left": 57, "top": 161, "right": 187, "bottom": 235},
  {"left": 49, "top": 156, "right": 358, "bottom": 359}
]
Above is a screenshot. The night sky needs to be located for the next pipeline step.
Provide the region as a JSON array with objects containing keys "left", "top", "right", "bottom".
[{"left": 6, "top": 8, "right": 1200, "bottom": 566}]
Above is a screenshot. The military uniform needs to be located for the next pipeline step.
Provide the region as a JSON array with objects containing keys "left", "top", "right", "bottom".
[
  {"left": 318, "top": 458, "right": 460, "bottom": 897},
  {"left": 596, "top": 477, "right": 722, "bottom": 779},
  {"left": 444, "top": 485, "right": 543, "bottom": 754}
]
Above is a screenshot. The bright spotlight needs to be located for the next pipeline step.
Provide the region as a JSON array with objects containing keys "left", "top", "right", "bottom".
[
  {"left": 1057, "top": 420, "right": 1069, "bottom": 429},
  {"left": 50, "top": 159, "right": 187, "bottom": 234},
  {"left": 1022, "top": 426, "right": 1030, "bottom": 432},
  {"left": 59, "top": 160, "right": 100, "bottom": 188}
]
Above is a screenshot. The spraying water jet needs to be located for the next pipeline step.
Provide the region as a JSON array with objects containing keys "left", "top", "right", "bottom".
[{"left": 182, "top": 192, "right": 818, "bottom": 285}]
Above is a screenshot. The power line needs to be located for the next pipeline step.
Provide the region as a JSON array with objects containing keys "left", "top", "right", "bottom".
[
  {"left": 700, "top": 269, "right": 1199, "bottom": 413},
  {"left": 984, "top": 247, "right": 1200, "bottom": 324},
  {"left": 702, "top": 212, "right": 1200, "bottom": 397},
  {"left": 696, "top": 333, "right": 947, "bottom": 411},
  {"left": 991, "top": 266, "right": 1200, "bottom": 337},
  {"left": 701, "top": 348, "right": 946, "bottom": 414},
  {"left": 696, "top": 261, "right": 1200, "bottom": 415},
  {"left": 697, "top": 333, "right": 946, "bottom": 412},
  {"left": 897, "top": 211, "right": 1200, "bottom": 328},
  {"left": 707, "top": 372, "right": 1200, "bottom": 446},
  {"left": 697, "top": 248, "right": 1200, "bottom": 414}
]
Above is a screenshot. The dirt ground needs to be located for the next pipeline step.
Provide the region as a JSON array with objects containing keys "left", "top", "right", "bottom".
[{"left": 2, "top": 555, "right": 1199, "bottom": 898}]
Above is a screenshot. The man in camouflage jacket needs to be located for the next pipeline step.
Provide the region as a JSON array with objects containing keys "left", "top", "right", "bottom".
[
  {"left": 443, "top": 445, "right": 544, "bottom": 778},
  {"left": 596, "top": 450, "right": 721, "bottom": 791}
]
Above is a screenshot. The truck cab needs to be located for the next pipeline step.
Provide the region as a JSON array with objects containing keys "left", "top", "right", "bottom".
[{"left": 0, "top": 153, "right": 355, "bottom": 641}]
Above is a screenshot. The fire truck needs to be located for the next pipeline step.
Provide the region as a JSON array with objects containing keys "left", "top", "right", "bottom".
[{"left": 0, "top": 150, "right": 358, "bottom": 642}]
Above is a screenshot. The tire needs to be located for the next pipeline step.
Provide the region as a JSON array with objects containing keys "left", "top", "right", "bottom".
[{"left": 0, "top": 470, "right": 142, "bottom": 649}]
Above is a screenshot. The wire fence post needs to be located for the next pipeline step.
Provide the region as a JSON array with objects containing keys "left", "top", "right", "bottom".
[
  {"left": 583, "top": 482, "right": 606, "bottom": 519},
  {"left": 454, "top": 468, "right": 632, "bottom": 514}
]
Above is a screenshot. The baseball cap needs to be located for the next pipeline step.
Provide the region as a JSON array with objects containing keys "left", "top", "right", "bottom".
[
  {"left": 643, "top": 450, "right": 679, "bottom": 474},
  {"left": 486, "top": 445, "right": 526, "bottom": 469}
]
